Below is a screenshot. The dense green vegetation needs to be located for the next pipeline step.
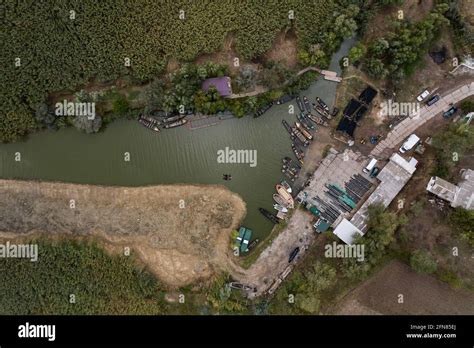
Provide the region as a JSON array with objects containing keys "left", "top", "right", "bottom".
[
  {"left": 1, "top": 0, "right": 378, "bottom": 142},
  {"left": 359, "top": 4, "right": 450, "bottom": 81},
  {"left": 410, "top": 250, "right": 438, "bottom": 274},
  {"left": 1, "top": 0, "right": 346, "bottom": 142},
  {"left": 444, "top": 0, "right": 474, "bottom": 55},
  {"left": 0, "top": 239, "right": 165, "bottom": 314},
  {"left": 431, "top": 123, "right": 474, "bottom": 178},
  {"left": 448, "top": 208, "right": 474, "bottom": 248}
]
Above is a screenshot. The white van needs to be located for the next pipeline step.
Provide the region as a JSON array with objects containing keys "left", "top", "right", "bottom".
[
  {"left": 399, "top": 134, "right": 420, "bottom": 153},
  {"left": 363, "top": 158, "right": 378, "bottom": 174}
]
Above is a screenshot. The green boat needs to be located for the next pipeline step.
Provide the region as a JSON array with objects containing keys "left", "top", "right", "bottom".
[
  {"left": 240, "top": 228, "right": 253, "bottom": 253},
  {"left": 235, "top": 227, "right": 246, "bottom": 249}
]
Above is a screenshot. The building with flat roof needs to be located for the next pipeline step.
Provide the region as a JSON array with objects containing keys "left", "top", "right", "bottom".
[
  {"left": 427, "top": 169, "right": 474, "bottom": 210},
  {"left": 201, "top": 76, "right": 232, "bottom": 97},
  {"left": 334, "top": 153, "right": 418, "bottom": 244}
]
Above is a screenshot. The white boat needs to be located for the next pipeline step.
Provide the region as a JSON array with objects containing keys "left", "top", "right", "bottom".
[
  {"left": 276, "top": 184, "right": 294, "bottom": 208},
  {"left": 281, "top": 180, "right": 292, "bottom": 193},
  {"left": 273, "top": 204, "right": 288, "bottom": 213}
]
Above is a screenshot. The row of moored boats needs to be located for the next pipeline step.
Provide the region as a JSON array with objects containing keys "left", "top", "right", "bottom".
[{"left": 138, "top": 113, "right": 188, "bottom": 132}]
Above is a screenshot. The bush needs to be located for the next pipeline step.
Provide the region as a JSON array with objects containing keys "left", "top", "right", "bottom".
[{"left": 410, "top": 250, "right": 438, "bottom": 274}]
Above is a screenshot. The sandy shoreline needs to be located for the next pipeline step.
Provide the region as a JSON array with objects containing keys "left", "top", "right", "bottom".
[{"left": 0, "top": 179, "right": 247, "bottom": 287}]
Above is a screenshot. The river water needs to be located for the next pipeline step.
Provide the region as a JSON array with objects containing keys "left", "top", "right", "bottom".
[{"left": 0, "top": 38, "right": 355, "bottom": 239}]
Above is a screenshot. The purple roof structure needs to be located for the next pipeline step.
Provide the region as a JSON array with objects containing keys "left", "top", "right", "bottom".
[{"left": 201, "top": 76, "right": 232, "bottom": 97}]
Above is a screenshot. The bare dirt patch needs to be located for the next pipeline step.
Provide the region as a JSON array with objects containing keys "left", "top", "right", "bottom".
[
  {"left": 264, "top": 30, "right": 298, "bottom": 69},
  {"left": 194, "top": 33, "right": 240, "bottom": 74},
  {"left": 0, "top": 180, "right": 247, "bottom": 288},
  {"left": 334, "top": 260, "right": 474, "bottom": 314}
]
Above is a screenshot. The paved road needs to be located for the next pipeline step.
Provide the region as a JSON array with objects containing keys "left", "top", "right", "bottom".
[{"left": 371, "top": 81, "right": 474, "bottom": 158}]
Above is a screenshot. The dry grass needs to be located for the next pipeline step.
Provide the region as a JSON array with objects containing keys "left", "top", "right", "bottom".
[{"left": 0, "top": 180, "right": 247, "bottom": 288}]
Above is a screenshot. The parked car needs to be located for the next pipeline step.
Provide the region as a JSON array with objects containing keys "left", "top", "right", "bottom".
[
  {"left": 416, "top": 89, "right": 430, "bottom": 102},
  {"left": 399, "top": 134, "right": 420, "bottom": 154},
  {"left": 442, "top": 106, "right": 458, "bottom": 119},
  {"left": 426, "top": 95, "right": 440, "bottom": 106}
]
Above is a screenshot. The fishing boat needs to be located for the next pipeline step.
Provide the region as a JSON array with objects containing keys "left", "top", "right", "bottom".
[
  {"left": 291, "top": 127, "right": 309, "bottom": 146},
  {"left": 240, "top": 227, "right": 253, "bottom": 253},
  {"left": 291, "top": 144, "right": 304, "bottom": 162},
  {"left": 163, "top": 114, "right": 185, "bottom": 123},
  {"left": 282, "top": 168, "right": 298, "bottom": 180},
  {"left": 282, "top": 169, "right": 296, "bottom": 182},
  {"left": 273, "top": 193, "right": 290, "bottom": 208},
  {"left": 254, "top": 102, "right": 273, "bottom": 118},
  {"left": 307, "top": 113, "right": 329, "bottom": 127},
  {"left": 276, "top": 94, "right": 294, "bottom": 105},
  {"left": 303, "top": 96, "right": 312, "bottom": 113},
  {"left": 259, "top": 208, "right": 280, "bottom": 224},
  {"left": 295, "top": 122, "right": 313, "bottom": 140},
  {"left": 229, "top": 282, "right": 253, "bottom": 291},
  {"left": 248, "top": 238, "right": 260, "bottom": 250},
  {"left": 282, "top": 119, "right": 293, "bottom": 135},
  {"left": 164, "top": 118, "right": 188, "bottom": 129},
  {"left": 273, "top": 204, "right": 288, "bottom": 213},
  {"left": 282, "top": 157, "right": 301, "bottom": 170},
  {"left": 314, "top": 104, "right": 331, "bottom": 119},
  {"left": 235, "top": 226, "right": 246, "bottom": 249},
  {"left": 282, "top": 164, "right": 299, "bottom": 176},
  {"left": 141, "top": 114, "right": 162, "bottom": 125},
  {"left": 298, "top": 113, "right": 315, "bottom": 130},
  {"left": 316, "top": 97, "right": 329, "bottom": 112},
  {"left": 281, "top": 180, "right": 292, "bottom": 193},
  {"left": 138, "top": 118, "right": 160, "bottom": 132},
  {"left": 276, "top": 184, "right": 295, "bottom": 207},
  {"left": 295, "top": 96, "right": 305, "bottom": 112}
]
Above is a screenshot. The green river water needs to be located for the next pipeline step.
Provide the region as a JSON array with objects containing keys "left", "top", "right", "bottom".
[{"left": 0, "top": 39, "right": 355, "bottom": 239}]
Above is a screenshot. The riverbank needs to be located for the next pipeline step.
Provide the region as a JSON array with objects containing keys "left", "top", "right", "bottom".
[{"left": 0, "top": 180, "right": 247, "bottom": 287}]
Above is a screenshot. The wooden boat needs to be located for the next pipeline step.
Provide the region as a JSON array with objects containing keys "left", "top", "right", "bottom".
[
  {"left": 291, "top": 127, "right": 309, "bottom": 146},
  {"left": 276, "top": 94, "right": 294, "bottom": 105},
  {"left": 229, "top": 282, "right": 254, "bottom": 291},
  {"left": 307, "top": 113, "right": 329, "bottom": 127},
  {"left": 281, "top": 180, "right": 292, "bottom": 193},
  {"left": 276, "top": 184, "right": 295, "bottom": 207},
  {"left": 138, "top": 118, "right": 160, "bottom": 132},
  {"left": 303, "top": 96, "right": 312, "bottom": 113},
  {"left": 164, "top": 118, "right": 188, "bottom": 129},
  {"left": 295, "top": 122, "right": 313, "bottom": 140},
  {"left": 273, "top": 204, "right": 288, "bottom": 213},
  {"left": 163, "top": 114, "right": 185, "bottom": 123},
  {"left": 291, "top": 143, "right": 304, "bottom": 162},
  {"left": 298, "top": 113, "right": 315, "bottom": 130},
  {"left": 314, "top": 104, "right": 331, "bottom": 119},
  {"left": 282, "top": 164, "right": 299, "bottom": 176},
  {"left": 254, "top": 102, "right": 273, "bottom": 118},
  {"left": 295, "top": 96, "right": 305, "bottom": 112},
  {"left": 273, "top": 193, "right": 290, "bottom": 208},
  {"left": 282, "top": 119, "right": 293, "bottom": 135},
  {"left": 282, "top": 157, "right": 301, "bottom": 170},
  {"left": 259, "top": 208, "right": 280, "bottom": 224},
  {"left": 248, "top": 238, "right": 260, "bottom": 250},
  {"left": 316, "top": 97, "right": 329, "bottom": 112}
]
